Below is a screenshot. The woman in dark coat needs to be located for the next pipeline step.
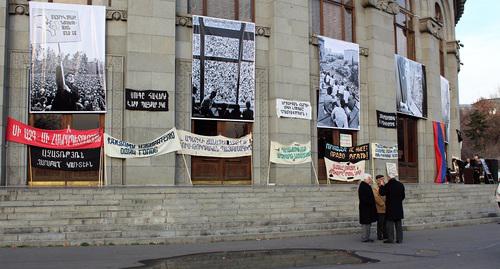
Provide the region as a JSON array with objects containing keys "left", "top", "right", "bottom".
[
  {"left": 379, "top": 177, "right": 405, "bottom": 243},
  {"left": 358, "top": 174, "right": 378, "bottom": 242}
]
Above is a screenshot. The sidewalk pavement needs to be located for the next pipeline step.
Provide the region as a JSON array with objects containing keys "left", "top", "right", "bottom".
[{"left": 0, "top": 223, "right": 499, "bottom": 269}]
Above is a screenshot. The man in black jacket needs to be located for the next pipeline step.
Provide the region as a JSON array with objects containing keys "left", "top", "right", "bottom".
[
  {"left": 358, "top": 173, "right": 378, "bottom": 242},
  {"left": 379, "top": 176, "right": 405, "bottom": 243},
  {"left": 51, "top": 65, "right": 80, "bottom": 112}
]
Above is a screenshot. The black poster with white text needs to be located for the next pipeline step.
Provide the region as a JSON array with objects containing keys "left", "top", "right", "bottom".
[
  {"left": 30, "top": 147, "right": 100, "bottom": 171},
  {"left": 376, "top": 110, "right": 397, "bottom": 129},
  {"left": 125, "top": 88, "right": 169, "bottom": 111}
]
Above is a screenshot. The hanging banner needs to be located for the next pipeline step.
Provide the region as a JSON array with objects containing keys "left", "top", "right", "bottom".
[
  {"left": 125, "top": 88, "right": 169, "bottom": 111},
  {"left": 386, "top": 162, "right": 399, "bottom": 179},
  {"left": 269, "top": 141, "right": 312, "bottom": 165},
  {"left": 192, "top": 15, "right": 255, "bottom": 121},
  {"left": 29, "top": 2, "right": 106, "bottom": 113},
  {"left": 276, "top": 99, "right": 312, "bottom": 120},
  {"left": 395, "top": 54, "right": 427, "bottom": 118},
  {"left": 104, "top": 128, "right": 181, "bottom": 159},
  {"left": 324, "top": 143, "right": 369, "bottom": 181},
  {"left": 317, "top": 36, "right": 360, "bottom": 130},
  {"left": 376, "top": 110, "right": 397, "bottom": 129},
  {"left": 433, "top": 121, "right": 447, "bottom": 184},
  {"left": 6, "top": 117, "right": 103, "bottom": 149},
  {"left": 30, "top": 147, "right": 100, "bottom": 171},
  {"left": 178, "top": 130, "right": 252, "bottom": 158},
  {"left": 371, "top": 143, "right": 398, "bottom": 160},
  {"left": 440, "top": 76, "right": 450, "bottom": 142}
]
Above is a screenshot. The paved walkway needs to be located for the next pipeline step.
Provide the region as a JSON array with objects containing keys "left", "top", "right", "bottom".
[{"left": 0, "top": 223, "right": 499, "bottom": 269}]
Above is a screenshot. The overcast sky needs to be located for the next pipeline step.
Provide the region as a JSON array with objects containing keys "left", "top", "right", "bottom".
[{"left": 456, "top": 0, "right": 500, "bottom": 104}]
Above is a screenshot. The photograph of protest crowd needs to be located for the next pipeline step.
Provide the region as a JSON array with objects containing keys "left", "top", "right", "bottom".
[
  {"left": 192, "top": 15, "right": 255, "bottom": 121},
  {"left": 29, "top": 2, "right": 106, "bottom": 113},
  {"left": 317, "top": 36, "right": 360, "bottom": 130},
  {"left": 395, "top": 54, "right": 427, "bottom": 118}
]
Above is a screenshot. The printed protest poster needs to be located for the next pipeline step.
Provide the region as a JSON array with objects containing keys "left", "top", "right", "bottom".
[
  {"left": 372, "top": 143, "right": 398, "bottom": 159},
  {"left": 276, "top": 99, "right": 312, "bottom": 120},
  {"left": 104, "top": 128, "right": 181, "bottom": 158},
  {"left": 386, "top": 162, "right": 398, "bottom": 178},
  {"left": 30, "top": 147, "right": 100, "bottom": 171},
  {"left": 29, "top": 2, "right": 106, "bottom": 113},
  {"left": 269, "top": 141, "right": 312, "bottom": 165},
  {"left": 395, "top": 54, "right": 427, "bottom": 118},
  {"left": 317, "top": 36, "right": 360, "bottom": 130},
  {"left": 324, "top": 143, "right": 369, "bottom": 181},
  {"left": 6, "top": 117, "right": 103, "bottom": 149},
  {"left": 178, "top": 130, "right": 252, "bottom": 158},
  {"left": 376, "top": 110, "right": 397, "bottom": 128},
  {"left": 192, "top": 15, "right": 255, "bottom": 121},
  {"left": 440, "top": 76, "right": 450, "bottom": 142},
  {"left": 339, "top": 133, "right": 352, "bottom": 147},
  {"left": 125, "top": 89, "right": 169, "bottom": 111}
]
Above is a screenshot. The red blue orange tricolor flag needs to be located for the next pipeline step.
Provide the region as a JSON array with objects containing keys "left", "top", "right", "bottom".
[{"left": 433, "top": 121, "right": 447, "bottom": 183}]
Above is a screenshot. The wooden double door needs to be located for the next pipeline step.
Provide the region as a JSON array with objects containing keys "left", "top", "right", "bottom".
[
  {"left": 191, "top": 120, "right": 252, "bottom": 185},
  {"left": 397, "top": 115, "right": 418, "bottom": 183}
]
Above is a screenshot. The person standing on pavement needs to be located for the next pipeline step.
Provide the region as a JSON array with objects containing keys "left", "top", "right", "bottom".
[
  {"left": 373, "top": 175, "right": 387, "bottom": 240},
  {"left": 379, "top": 176, "right": 405, "bottom": 243},
  {"left": 358, "top": 173, "right": 378, "bottom": 242}
]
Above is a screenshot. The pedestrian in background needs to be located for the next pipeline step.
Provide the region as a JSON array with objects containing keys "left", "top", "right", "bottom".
[
  {"left": 358, "top": 173, "right": 378, "bottom": 242},
  {"left": 373, "top": 175, "right": 387, "bottom": 240},
  {"left": 379, "top": 176, "right": 405, "bottom": 243}
]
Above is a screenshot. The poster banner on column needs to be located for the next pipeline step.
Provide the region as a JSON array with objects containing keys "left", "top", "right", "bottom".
[
  {"left": 104, "top": 128, "right": 181, "bottom": 159},
  {"left": 386, "top": 162, "right": 399, "bottom": 178},
  {"left": 317, "top": 36, "right": 360, "bottom": 130},
  {"left": 125, "top": 89, "right": 169, "bottom": 111},
  {"left": 324, "top": 143, "right": 369, "bottom": 181},
  {"left": 178, "top": 130, "right": 252, "bottom": 158},
  {"left": 192, "top": 15, "right": 255, "bottom": 122},
  {"left": 6, "top": 117, "right": 103, "bottom": 149},
  {"left": 371, "top": 143, "right": 398, "bottom": 159},
  {"left": 394, "top": 54, "right": 427, "bottom": 118},
  {"left": 30, "top": 147, "right": 100, "bottom": 171},
  {"left": 276, "top": 99, "right": 312, "bottom": 120},
  {"left": 440, "top": 76, "right": 450, "bottom": 142},
  {"left": 269, "top": 141, "right": 312, "bottom": 165},
  {"left": 376, "top": 110, "right": 397, "bottom": 128},
  {"left": 29, "top": 2, "right": 106, "bottom": 113}
]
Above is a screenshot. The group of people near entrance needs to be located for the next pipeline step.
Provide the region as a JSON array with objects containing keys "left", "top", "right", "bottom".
[{"left": 358, "top": 174, "right": 405, "bottom": 243}]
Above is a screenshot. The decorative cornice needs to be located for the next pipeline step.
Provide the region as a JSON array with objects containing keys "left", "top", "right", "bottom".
[
  {"left": 310, "top": 34, "right": 369, "bottom": 57},
  {"left": 106, "top": 9, "right": 127, "bottom": 21},
  {"left": 447, "top": 40, "right": 462, "bottom": 72},
  {"left": 8, "top": 0, "right": 29, "bottom": 16},
  {"left": 362, "top": 0, "right": 400, "bottom": 15},
  {"left": 419, "top": 17, "right": 443, "bottom": 40},
  {"left": 176, "top": 15, "right": 270, "bottom": 37}
]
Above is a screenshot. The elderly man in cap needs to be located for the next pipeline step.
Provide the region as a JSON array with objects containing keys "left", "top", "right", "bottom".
[{"left": 358, "top": 173, "right": 378, "bottom": 242}]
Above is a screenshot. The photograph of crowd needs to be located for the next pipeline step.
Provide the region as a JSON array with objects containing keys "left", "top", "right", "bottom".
[
  {"left": 395, "top": 54, "right": 427, "bottom": 118},
  {"left": 192, "top": 15, "right": 255, "bottom": 121},
  {"left": 29, "top": 3, "right": 106, "bottom": 113},
  {"left": 440, "top": 76, "right": 450, "bottom": 142},
  {"left": 317, "top": 36, "right": 360, "bottom": 130}
]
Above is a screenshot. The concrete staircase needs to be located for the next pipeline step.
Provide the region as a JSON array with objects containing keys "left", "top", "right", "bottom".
[{"left": 0, "top": 184, "right": 498, "bottom": 247}]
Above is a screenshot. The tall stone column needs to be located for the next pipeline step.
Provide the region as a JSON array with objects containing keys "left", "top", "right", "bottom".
[
  {"left": 124, "top": 0, "right": 176, "bottom": 185},
  {"left": 360, "top": 0, "right": 400, "bottom": 176},
  {"left": 446, "top": 40, "right": 461, "bottom": 161},
  {"left": 267, "top": 0, "right": 312, "bottom": 184},
  {"left": 0, "top": 0, "right": 7, "bottom": 185},
  {"left": 418, "top": 16, "right": 443, "bottom": 183}
]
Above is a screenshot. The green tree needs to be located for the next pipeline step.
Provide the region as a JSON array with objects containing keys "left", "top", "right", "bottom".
[{"left": 464, "top": 108, "right": 487, "bottom": 153}]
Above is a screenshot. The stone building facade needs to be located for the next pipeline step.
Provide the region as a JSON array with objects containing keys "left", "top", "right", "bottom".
[{"left": 0, "top": 0, "right": 465, "bottom": 186}]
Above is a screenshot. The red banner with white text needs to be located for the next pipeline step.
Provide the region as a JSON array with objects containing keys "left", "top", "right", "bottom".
[{"left": 6, "top": 117, "right": 103, "bottom": 149}]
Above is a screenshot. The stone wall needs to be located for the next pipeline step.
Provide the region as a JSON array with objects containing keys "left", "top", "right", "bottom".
[{"left": 0, "top": 185, "right": 497, "bottom": 247}]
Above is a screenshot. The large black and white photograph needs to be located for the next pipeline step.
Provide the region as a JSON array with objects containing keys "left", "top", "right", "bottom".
[
  {"left": 29, "top": 2, "right": 106, "bottom": 113},
  {"left": 192, "top": 15, "right": 255, "bottom": 121},
  {"left": 440, "top": 76, "right": 450, "bottom": 142},
  {"left": 394, "top": 54, "right": 427, "bottom": 118},
  {"left": 317, "top": 36, "right": 360, "bottom": 130}
]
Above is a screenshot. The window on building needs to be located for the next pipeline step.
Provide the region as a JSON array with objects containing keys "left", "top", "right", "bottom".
[
  {"left": 48, "top": 0, "right": 110, "bottom": 5},
  {"left": 309, "top": 0, "right": 355, "bottom": 42},
  {"left": 185, "top": 0, "right": 255, "bottom": 22},
  {"left": 394, "top": 0, "right": 415, "bottom": 59},
  {"left": 436, "top": 3, "right": 445, "bottom": 76}
]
